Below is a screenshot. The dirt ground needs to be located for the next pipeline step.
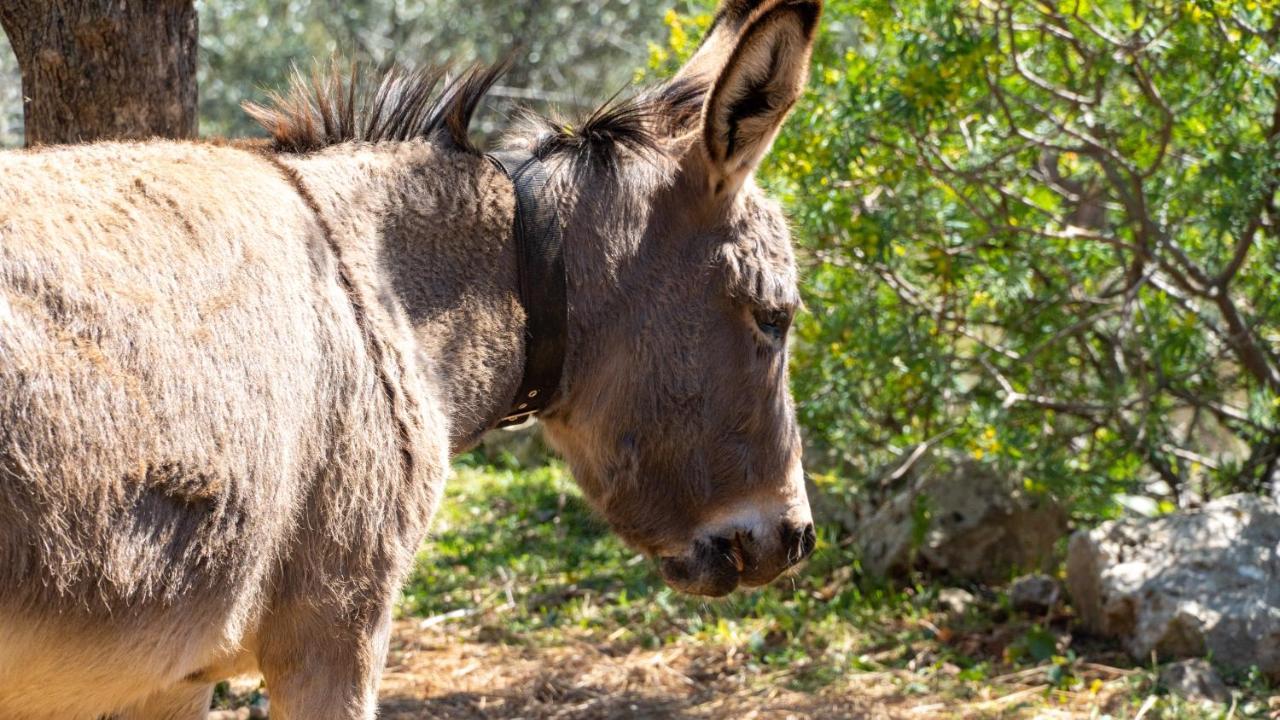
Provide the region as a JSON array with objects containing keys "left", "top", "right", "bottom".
[
  {"left": 372, "top": 620, "right": 1137, "bottom": 720},
  {"left": 378, "top": 620, "right": 875, "bottom": 720},
  {"left": 210, "top": 617, "right": 1191, "bottom": 720}
]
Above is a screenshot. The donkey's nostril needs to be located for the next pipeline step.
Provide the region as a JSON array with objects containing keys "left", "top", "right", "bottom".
[
  {"left": 710, "top": 534, "right": 746, "bottom": 572},
  {"left": 781, "top": 522, "right": 817, "bottom": 567},
  {"left": 799, "top": 523, "right": 817, "bottom": 559}
]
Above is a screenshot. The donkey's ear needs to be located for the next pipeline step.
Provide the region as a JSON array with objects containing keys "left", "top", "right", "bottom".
[
  {"left": 699, "top": 0, "right": 820, "bottom": 195},
  {"left": 671, "top": 0, "right": 776, "bottom": 88}
]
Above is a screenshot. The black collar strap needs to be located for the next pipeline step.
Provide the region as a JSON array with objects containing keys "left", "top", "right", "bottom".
[{"left": 486, "top": 149, "right": 568, "bottom": 429}]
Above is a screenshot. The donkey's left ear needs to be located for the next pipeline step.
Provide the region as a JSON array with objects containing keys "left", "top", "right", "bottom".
[{"left": 700, "top": 0, "right": 821, "bottom": 195}]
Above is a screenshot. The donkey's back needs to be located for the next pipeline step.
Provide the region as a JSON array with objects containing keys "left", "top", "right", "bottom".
[{"left": 0, "top": 141, "right": 433, "bottom": 718}]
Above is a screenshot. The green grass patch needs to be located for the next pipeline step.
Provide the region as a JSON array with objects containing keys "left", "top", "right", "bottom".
[{"left": 401, "top": 460, "right": 932, "bottom": 676}]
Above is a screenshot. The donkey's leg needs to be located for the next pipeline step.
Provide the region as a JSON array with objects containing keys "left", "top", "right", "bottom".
[
  {"left": 113, "top": 682, "right": 214, "bottom": 720},
  {"left": 256, "top": 599, "right": 394, "bottom": 720}
]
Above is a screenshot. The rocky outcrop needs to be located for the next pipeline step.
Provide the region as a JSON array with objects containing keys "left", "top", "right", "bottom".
[
  {"left": 1066, "top": 494, "right": 1280, "bottom": 680},
  {"left": 1008, "top": 573, "right": 1061, "bottom": 614},
  {"left": 1159, "top": 659, "right": 1230, "bottom": 703}
]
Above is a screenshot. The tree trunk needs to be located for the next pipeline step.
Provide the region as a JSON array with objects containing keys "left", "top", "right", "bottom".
[{"left": 0, "top": 0, "right": 197, "bottom": 145}]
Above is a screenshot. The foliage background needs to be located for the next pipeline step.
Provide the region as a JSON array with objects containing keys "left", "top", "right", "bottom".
[{"left": 0, "top": 34, "right": 18, "bottom": 146}]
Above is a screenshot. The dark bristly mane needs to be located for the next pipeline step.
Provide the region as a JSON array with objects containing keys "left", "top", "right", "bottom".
[
  {"left": 245, "top": 60, "right": 708, "bottom": 160},
  {"left": 243, "top": 61, "right": 508, "bottom": 154},
  {"left": 526, "top": 77, "right": 707, "bottom": 166}
]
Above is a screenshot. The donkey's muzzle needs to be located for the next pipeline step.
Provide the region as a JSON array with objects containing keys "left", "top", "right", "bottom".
[{"left": 658, "top": 521, "right": 816, "bottom": 597}]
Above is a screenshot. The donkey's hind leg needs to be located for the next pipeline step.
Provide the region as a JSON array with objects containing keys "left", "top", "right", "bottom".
[
  {"left": 255, "top": 599, "right": 393, "bottom": 720},
  {"left": 113, "top": 682, "right": 214, "bottom": 720}
]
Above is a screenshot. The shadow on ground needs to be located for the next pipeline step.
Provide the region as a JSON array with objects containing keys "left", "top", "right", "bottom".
[
  {"left": 381, "top": 690, "right": 699, "bottom": 719},
  {"left": 376, "top": 620, "right": 877, "bottom": 720},
  {"left": 380, "top": 688, "right": 865, "bottom": 720}
]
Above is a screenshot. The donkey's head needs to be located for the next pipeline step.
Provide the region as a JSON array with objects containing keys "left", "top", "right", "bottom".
[{"left": 523, "top": 0, "right": 822, "bottom": 596}]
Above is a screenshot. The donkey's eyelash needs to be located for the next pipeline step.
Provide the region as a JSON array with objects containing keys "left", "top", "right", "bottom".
[{"left": 751, "top": 307, "right": 792, "bottom": 342}]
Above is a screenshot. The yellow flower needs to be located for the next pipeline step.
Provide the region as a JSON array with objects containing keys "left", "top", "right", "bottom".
[{"left": 664, "top": 9, "right": 689, "bottom": 54}]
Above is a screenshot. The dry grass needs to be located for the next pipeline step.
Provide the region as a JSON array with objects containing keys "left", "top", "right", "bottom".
[
  {"left": 379, "top": 619, "right": 877, "bottom": 719},
  {"left": 372, "top": 620, "right": 1146, "bottom": 720}
]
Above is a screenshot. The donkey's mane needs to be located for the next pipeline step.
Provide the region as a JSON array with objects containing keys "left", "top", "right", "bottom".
[
  {"left": 244, "top": 62, "right": 506, "bottom": 154},
  {"left": 520, "top": 77, "right": 706, "bottom": 163},
  {"left": 245, "top": 60, "right": 706, "bottom": 161}
]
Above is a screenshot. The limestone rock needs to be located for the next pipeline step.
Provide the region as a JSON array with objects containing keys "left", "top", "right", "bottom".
[
  {"left": 1008, "top": 573, "right": 1061, "bottom": 614},
  {"left": 1159, "top": 659, "right": 1230, "bottom": 703},
  {"left": 937, "top": 587, "right": 977, "bottom": 616},
  {"left": 1066, "top": 494, "right": 1280, "bottom": 680}
]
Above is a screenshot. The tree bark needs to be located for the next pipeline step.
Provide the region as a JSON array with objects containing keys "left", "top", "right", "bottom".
[{"left": 0, "top": 0, "right": 197, "bottom": 145}]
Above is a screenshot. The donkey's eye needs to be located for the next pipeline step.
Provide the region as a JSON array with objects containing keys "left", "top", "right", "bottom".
[{"left": 753, "top": 308, "right": 791, "bottom": 342}]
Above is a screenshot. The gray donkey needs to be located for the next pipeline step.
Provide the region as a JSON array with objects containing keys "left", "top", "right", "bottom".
[{"left": 0, "top": 0, "right": 821, "bottom": 717}]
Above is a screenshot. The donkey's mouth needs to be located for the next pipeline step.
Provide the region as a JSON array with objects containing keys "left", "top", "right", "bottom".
[{"left": 657, "top": 534, "right": 748, "bottom": 597}]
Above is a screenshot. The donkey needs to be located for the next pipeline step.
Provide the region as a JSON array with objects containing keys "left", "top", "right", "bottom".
[{"left": 0, "top": 0, "right": 820, "bottom": 717}]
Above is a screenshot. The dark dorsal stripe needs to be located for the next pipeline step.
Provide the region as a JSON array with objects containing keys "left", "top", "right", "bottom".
[
  {"left": 486, "top": 150, "right": 568, "bottom": 429},
  {"left": 258, "top": 151, "right": 418, "bottom": 476}
]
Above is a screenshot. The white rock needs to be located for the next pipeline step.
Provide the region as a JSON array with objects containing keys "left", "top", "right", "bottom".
[
  {"left": 1008, "top": 573, "right": 1061, "bottom": 614},
  {"left": 937, "top": 587, "right": 977, "bottom": 615},
  {"left": 1159, "top": 658, "right": 1230, "bottom": 703},
  {"left": 1067, "top": 494, "right": 1280, "bottom": 680}
]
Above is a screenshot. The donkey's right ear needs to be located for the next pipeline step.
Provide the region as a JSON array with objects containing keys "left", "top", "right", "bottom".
[{"left": 696, "top": 0, "right": 821, "bottom": 196}]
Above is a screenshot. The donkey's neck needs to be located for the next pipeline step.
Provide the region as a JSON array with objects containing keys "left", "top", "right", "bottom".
[{"left": 281, "top": 142, "right": 525, "bottom": 453}]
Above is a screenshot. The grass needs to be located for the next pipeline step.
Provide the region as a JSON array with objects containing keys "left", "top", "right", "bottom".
[
  {"left": 388, "top": 458, "right": 1278, "bottom": 718},
  {"left": 401, "top": 456, "right": 911, "bottom": 667}
]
